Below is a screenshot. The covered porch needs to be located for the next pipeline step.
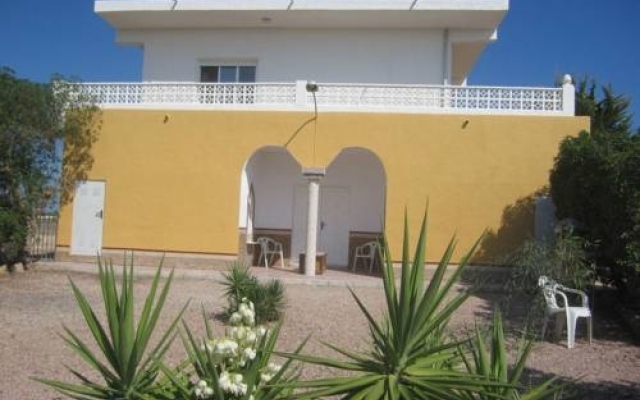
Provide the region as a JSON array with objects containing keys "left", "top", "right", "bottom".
[{"left": 238, "top": 146, "right": 386, "bottom": 272}]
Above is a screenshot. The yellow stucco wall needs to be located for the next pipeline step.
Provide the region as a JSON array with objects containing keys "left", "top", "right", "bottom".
[{"left": 57, "top": 109, "right": 588, "bottom": 263}]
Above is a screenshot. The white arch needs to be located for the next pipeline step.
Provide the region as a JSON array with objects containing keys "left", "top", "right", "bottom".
[
  {"left": 325, "top": 147, "right": 386, "bottom": 233},
  {"left": 238, "top": 146, "right": 303, "bottom": 233}
]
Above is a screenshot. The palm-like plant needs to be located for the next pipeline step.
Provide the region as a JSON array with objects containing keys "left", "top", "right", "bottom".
[
  {"left": 459, "top": 311, "right": 564, "bottom": 400},
  {"left": 221, "top": 262, "right": 286, "bottom": 324},
  {"left": 281, "top": 212, "right": 498, "bottom": 399},
  {"left": 37, "top": 256, "right": 187, "bottom": 399}
]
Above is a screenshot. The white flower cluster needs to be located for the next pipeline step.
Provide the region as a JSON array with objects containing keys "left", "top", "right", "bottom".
[
  {"left": 229, "top": 297, "right": 256, "bottom": 326},
  {"left": 191, "top": 298, "right": 282, "bottom": 400},
  {"left": 219, "top": 371, "right": 248, "bottom": 396},
  {"left": 260, "top": 362, "right": 282, "bottom": 383},
  {"left": 194, "top": 380, "right": 214, "bottom": 399},
  {"left": 203, "top": 338, "right": 239, "bottom": 358}
]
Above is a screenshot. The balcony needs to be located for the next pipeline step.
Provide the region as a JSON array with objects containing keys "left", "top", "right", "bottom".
[{"left": 73, "top": 80, "right": 575, "bottom": 116}]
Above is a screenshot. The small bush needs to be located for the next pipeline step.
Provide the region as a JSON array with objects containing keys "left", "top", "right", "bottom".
[
  {"left": 221, "top": 262, "right": 286, "bottom": 324},
  {"left": 505, "top": 228, "right": 595, "bottom": 295},
  {"left": 0, "top": 207, "right": 28, "bottom": 270}
]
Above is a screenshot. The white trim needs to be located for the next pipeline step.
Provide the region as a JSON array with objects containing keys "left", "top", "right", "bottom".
[
  {"left": 96, "top": 0, "right": 508, "bottom": 13},
  {"left": 95, "top": 1, "right": 508, "bottom": 30}
]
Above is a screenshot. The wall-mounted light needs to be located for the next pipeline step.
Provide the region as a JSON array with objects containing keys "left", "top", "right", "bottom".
[
  {"left": 305, "top": 81, "right": 318, "bottom": 93},
  {"left": 164, "top": 114, "right": 170, "bottom": 123},
  {"left": 462, "top": 119, "right": 469, "bottom": 129}
]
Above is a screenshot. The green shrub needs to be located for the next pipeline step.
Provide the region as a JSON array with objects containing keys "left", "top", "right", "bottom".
[
  {"left": 222, "top": 262, "right": 259, "bottom": 309},
  {"left": 280, "top": 211, "right": 566, "bottom": 399},
  {"left": 0, "top": 207, "right": 28, "bottom": 269},
  {"left": 221, "top": 262, "right": 286, "bottom": 324},
  {"left": 504, "top": 228, "right": 595, "bottom": 295},
  {"left": 549, "top": 79, "right": 640, "bottom": 304},
  {"left": 37, "top": 256, "right": 187, "bottom": 400},
  {"left": 253, "top": 279, "right": 286, "bottom": 324}
]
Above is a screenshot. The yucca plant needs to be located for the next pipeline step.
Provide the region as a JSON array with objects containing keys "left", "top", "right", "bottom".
[
  {"left": 37, "top": 256, "right": 187, "bottom": 399},
  {"left": 254, "top": 279, "right": 286, "bottom": 324},
  {"left": 161, "top": 299, "right": 303, "bottom": 400},
  {"left": 222, "top": 262, "right": 260, "bottom": 311},
  {"left": 280, "top": 211, "right": 503, "bottom": 399},
  {"left": 459, "top": 310, "right": 565, "bottom": 400}
]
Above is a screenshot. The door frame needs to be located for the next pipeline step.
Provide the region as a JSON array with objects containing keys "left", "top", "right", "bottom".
[
  {"left": 291, "top": 184, "right": 350, "bottom": 267},
  {"left": 70, "top": 180, "right": 106, "bottom": 256}
]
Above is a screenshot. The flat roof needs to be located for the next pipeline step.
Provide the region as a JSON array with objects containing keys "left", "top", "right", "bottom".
[{"left": 95, "top": 0, "right": 508, "bottom": 29}]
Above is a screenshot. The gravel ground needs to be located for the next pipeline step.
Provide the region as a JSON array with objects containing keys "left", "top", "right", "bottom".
[{"left": 1, "top": 267, "right": 639, "bottom": 399}]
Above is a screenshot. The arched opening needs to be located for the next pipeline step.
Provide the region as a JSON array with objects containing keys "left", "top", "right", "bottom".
[
  {"left": 290, "top": 147, "right": 387, "bottom": 268},
  {"left": 238, "top": 146, "right": 304, "bottom": 263}
]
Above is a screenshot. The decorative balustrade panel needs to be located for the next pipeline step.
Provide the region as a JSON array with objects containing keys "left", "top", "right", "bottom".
[
  {"left": 448, "top": 87, "right": 563, "bottom": 112},
  {"left": 316, "top": 84, "right": 565, "bottom": 113},
  {"left": 315, "top": 85, "right": 446, "bottom": 108},
  {"left": 76, "top": 82, "right": 567, "bottom": 114},
  {"left": 77, "top": 82, "right": 297, "bottom": 107}
]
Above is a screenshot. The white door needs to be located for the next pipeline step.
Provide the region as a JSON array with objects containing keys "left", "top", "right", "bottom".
[
  {"left": 71, "top": 181, "right": 105, "bottom": 256},
  {"left": 291, "top": 185, "right": 350, "bottom": 267},
  {"left": 318, "top": 187, "right": 350, "bottom": 267}
]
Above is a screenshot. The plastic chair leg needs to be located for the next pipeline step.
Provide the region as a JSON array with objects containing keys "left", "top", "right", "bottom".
[
  {"left": 541, "top": 317, "right": 548, "bottom": 340},
  {"left": 566, "top": 313, "right": 578, "bottom": 349},
  {"left": 553, "top": 313, "right": 564, "bottom": 341}
]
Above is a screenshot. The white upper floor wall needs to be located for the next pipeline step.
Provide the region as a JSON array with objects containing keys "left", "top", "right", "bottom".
[
  {"left": 96, "top": 0, "right": 508, "bottom": 85},
  {"left": 122, "top": 28, "right": 451, "bottom": 84}
]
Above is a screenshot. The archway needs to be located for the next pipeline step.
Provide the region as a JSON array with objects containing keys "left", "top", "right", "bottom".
[
  {"left": 291, "top": 147, "right": 386, "bottom": 268},
  {"left": 238, "top": 146, "right": 304, "bottom": 262}
]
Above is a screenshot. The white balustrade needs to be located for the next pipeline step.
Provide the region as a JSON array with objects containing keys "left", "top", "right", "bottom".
[
  {"left": 75, "top": 82, "right": 297, "bottom": 108},
  {"left": 74, "top": 81, "right": 574, "bottom": 116},
  {"left": 315, "top": 84, "right": 567, "bottom": 114}
]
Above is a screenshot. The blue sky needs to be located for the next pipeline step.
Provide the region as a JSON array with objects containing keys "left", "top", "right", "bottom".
[{"left": 1, "top": 0, "right": 639, "bottom": 128}]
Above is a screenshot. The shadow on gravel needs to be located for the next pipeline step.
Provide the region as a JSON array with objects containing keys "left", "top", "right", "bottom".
[
  {"left": 456, "top": 268, "right": 640, "bottom": 346},
  {"left": 523, "top": 367, "right": 640, "bottom": 400}
]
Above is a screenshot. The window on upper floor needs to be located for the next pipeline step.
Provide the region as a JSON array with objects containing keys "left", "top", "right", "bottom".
[
  {"left": 200, "top": 65, "right": 256, "bottom": 83},
  {"left": 198, "top": 64, "right": 257, "bottom": 104}
]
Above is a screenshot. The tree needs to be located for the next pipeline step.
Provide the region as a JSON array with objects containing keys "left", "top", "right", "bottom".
[
  {"left": 550, "top": 78, "right": 640, "bottom": 302},
  {"left": 0, "top": 67, "right": 100, "bottom": 270}
]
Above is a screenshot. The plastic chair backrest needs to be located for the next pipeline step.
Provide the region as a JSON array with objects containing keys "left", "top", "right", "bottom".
[
  {"left": 257, "top": 237, "right": 278, "bottom": 251},
  {"left": 361, "top": 241, "right": 378, "bottom": 256},
  {"left": 539, "top": 276, "right": 561, "bottom": 310}
]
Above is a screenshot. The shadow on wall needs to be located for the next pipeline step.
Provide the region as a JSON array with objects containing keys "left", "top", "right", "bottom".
[
  {"left": 59, "top": 108, "right": 102, "bottom": 207},
  {"left": 474, "top": 188, "right": 548, "bottom": 265}
]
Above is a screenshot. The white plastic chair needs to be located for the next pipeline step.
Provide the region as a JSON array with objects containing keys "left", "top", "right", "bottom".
[
  {"left": 538, "top": 276, "right": 592, "bottom": 349},
  {"left": 352, "top": 241, "right": 380, "bottom": 273},
  {"left": 256, "top": 237, "right": 285, "bottom": 269}
]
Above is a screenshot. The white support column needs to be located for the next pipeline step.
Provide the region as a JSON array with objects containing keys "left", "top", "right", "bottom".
[
  {"left": 443, "top": 29, "right": 451, "bottom": 86},
  {"left": 562, "top": 74, "right": 575, "bottom": 116},
  {"left": 302, "top": 167, "right": 325, "bottom": 277},
  {"left": 295, "top": 80, "right": 308, "bottom": 107}
]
